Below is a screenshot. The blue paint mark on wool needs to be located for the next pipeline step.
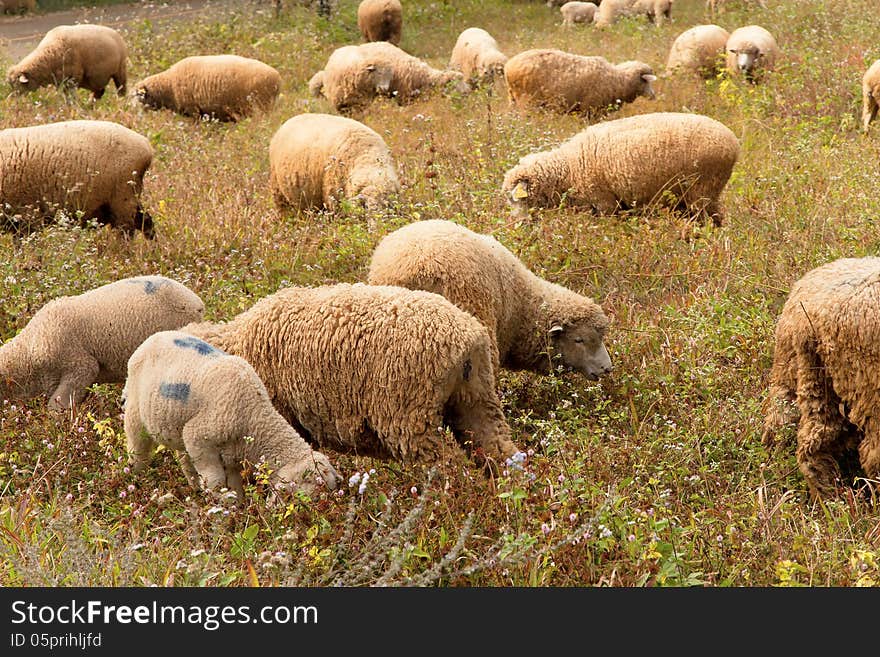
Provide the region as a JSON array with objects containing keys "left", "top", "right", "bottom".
[
  {"left": 126, "top": 277, "right": 163, "bottom": 294},
  {"left": 174, "top": 336, "right": 217, "bottom": 356},
  {"left": 159, "top": 382, "right": 190, "bottom": 402}
]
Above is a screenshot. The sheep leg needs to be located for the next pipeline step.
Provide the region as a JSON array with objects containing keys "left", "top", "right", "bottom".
[
  {"left": 223, "top": 457, "right": 245, "bottom": 498},
  {"left": 113, "top": 69, "right": 127, "bottom": 96},
  {"left": 175, "top": 451, "right": 200, "bottom": 489},
  {"left": 48, "top": 359, "right": 100, "bottom": 410},
  {"left": 862, "top": 91, "right": 878, "bottom": 133},
  {"left": 762, "top": 382, "right": 799, "bottom": 447},
  {"left": 794, "top": 348, "right": 847, "bottom": 498},
  {"left": 123, "top": 406, "right": 153, "bottom": 474},
  {"left": 182, "top": 426, "right": 226, "bottom": 491}
]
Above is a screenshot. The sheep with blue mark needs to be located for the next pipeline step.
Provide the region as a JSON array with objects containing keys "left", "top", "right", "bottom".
[
  {"left": 122, "top": 330, "right": 340, "bottom": 497},
  {"left": 0, "top": 276, "right": 205, "bottom": 410}
]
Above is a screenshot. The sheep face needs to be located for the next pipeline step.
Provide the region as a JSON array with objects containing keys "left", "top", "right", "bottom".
[
  {"left": 729, "top": 44, "right": 761, "bottom": 77},
  {"left": 275, "top": 451, "right": 341, "bottom": 496},
  {"left": 132, "top": 84, "right": 161, "bottom": 110},
  {"left": 548, "top": 323, "right": 613, "bottom": 380},
  {"left": 617, "top": 61, "right": 658, "bottom": 100},
  {"left": 6, "top": 66, "right": 38, "bottom": 93}
]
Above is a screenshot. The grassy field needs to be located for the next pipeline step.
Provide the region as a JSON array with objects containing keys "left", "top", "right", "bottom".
[{"left": 1, "top": 0, "right": 879, "bottom": 587}]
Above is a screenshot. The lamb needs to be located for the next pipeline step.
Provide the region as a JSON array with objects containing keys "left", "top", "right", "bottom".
[
  {"left": 594, "top": 0, "right": 673, "bottom": 27},
  {"left": 268, "top": 113, "right": 400, "bottom": 213},
  {"left": 501, "top": 111, "right": 739, "bottom": 225},
  {"left": 560, "top": 2, "right": 598, "bottom": 25},
  {"left": 311, "top": 41, "right": 469, "bottom": 114},
  {"left": 357, "top": 0, "right": 402, "bottom": 45},
  {"left": 0, "top": 120, "right": 155, "bottom": 237},
  {"left": 122, "top": 330, "right": 340, "bottom": 497},
  {"left": 725, "top": 25, "right": 779, "bottom": 81},
  {"left": 665, "top": 24, "right": 730, "bottom": 78},
  {"left": 503, "top": 48, "right": 656, "bottom": 116},
  {"left": 6, "top": 24, "right": 127, "bottom": 99},
  {"left": 1, "top": 0, "right": 36, "bottom": 13},
  {"left": 861, "top": 59, "right": 880, "bottom": 133},
  {"left": 0, "top": 276, "right": 205, "bottom": 411},
  {"left": 182, "top": 283, "right": 521, "bottom": 468},
  {"left": 133, "top": 55, "right": 281, "bottom": 121},
  {"left": 367, "top": 219, "right": 613, "bottom": 380},
  {"left": 761, "top": 257, "right": 880, "bottom": 499},
  {"left": 449, "top": 27, "right": 508, "bottom": 84}
]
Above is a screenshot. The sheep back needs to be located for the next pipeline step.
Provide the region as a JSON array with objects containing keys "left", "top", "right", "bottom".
[
  {"left": 560, "top": 2, "right": 598, "bottom": 25},
  {"left": 665, "top": 24, "right": 730, "bottom": 77},
  {"left": 357, "top": 0, "right": 403, "bottom": 45},
  {"left": 449, "top": 27, "right": 508, "bottom": 83}
]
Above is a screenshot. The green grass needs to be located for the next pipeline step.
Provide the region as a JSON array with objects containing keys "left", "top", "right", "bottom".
[{"left": 2, "top": 0, "right": 880, "bottom": 587}]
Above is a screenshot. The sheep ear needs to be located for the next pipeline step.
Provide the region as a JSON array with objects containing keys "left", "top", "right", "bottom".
[
  {"left": 511, "top": 181, "right": 529, "bottom": 199},
  {"left": 18, "top": 74, "right": 28, "bottom": 84},
  {"left": 549, "top": 325, "right": 564, "bottom": 338},
  {"left": 366, "top": 64, "right": 376, "bottom": 72},
  {"left": 642, "top": 74, "right": 657, "bottom": 82}
]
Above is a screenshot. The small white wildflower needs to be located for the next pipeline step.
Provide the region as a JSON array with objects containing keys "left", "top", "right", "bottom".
[
  {"left": 206, "top": 506, "right": 224, "bottom": 515},
  {"left": 348, "top": 472, "right": 362, "bottom": 487},
  {"left": 358, "top": 472, "right": 370, "bottom": 495},
  {"left": 129, "top": 543, "right": 146, "bottom": 551},
  {"left": 190, "top": 548, "right": 206, "bottom": 557}
]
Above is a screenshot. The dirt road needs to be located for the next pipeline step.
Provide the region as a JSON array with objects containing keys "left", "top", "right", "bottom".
[{"left": 0, "top": 0, "right": 244, "bottom": 61}]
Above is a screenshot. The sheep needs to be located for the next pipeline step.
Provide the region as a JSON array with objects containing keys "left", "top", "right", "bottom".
[
  {"left": 6, "top": 24, "right": 127, "bottom": 99},
  {"left": 311, "top": 41, "right": 469, "bottom": 114},
  {"left": 357, "top": 0, "right": 402, "bottom": 45},
  {"left": 367, "top": 219, "right": 613, "bottom": 380},
  {"left": 449, "top": 27, "right": 508, "bottom": 84},
  {"left": 133, "top": 55, "right": 281, "bottom": 121},
  {"left": 501, "top": 111, "right": 739, "bottom": 225},
  {"left": 594, "top": 0, "right": 673, "bottom": 27},
  {"left": 861, "top": 59, "right": 880, "bottom": 133},
  {"left": 725, "top": 25, "right": 779, "bottom": 81},
  {"left": 503, "top": 48, "right": 656, "bottom": 116},
  {"left": 122, "top": 330, "right": 340, "bottom": 498},
  {"left": 268, "top": 112, "right": 400, "bottom": 213},
  {"left": 0, "top": 120, "right": 155, "bottom": 237},
  {"left": 761, "top": 257, "right": 880, "bottom": 499},
  {"left": 0, "top": 276, "right": 205, "bottom": 411},
  {"left": 1, "top": 0, "right": 36, "bottom": 14},
  {"left": 665, "top": 24, "right": 730, "bottom": 78},
  {"left": 182, "top": 282, "right": 522, "bottom": 469},
  {"left": 560, "top": 2, "right": 598, "bottom": 25}
]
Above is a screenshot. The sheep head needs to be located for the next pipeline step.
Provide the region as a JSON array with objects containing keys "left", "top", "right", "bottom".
[
  {"left": 547, "top": 322, "right": 613, "bottom": 380},
  {"left": 275, "top": 451, "right": 341, "bottom": 497}
]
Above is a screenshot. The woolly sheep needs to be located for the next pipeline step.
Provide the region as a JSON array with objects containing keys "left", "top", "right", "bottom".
[
  {"left": 367, "top": 219, "right": 613, "bottom": 380},
  {"left": 665, "top": 24, "right": 730, "bottom": 78},
  {"left": 594, "top": 0, "right": 673, "bottom": 27},
  {"left": 761, "top": 257, "right": 880, "bottom": 499},
  {"left": 449, "top": 27, "right": 508, "bottom": 84},
  {"left": 501, "top": 111, "right": 739, "bottom": 225},
  {"left": 133, "top": 55, "right": 281, "bottom": 121},
  {"left": 268, "top": 112, "right": 400, "bottom": 213},
  {"left": 503, "top": 48, "right": 656, "bottom": 116},
  {"left": 0, "top": 120, "right": 155, "bottom": 237},
  {"left": 0, "top": 276, "right": 205, "bottom": 411},
  {"left": 6, "top": 24, "right": 127, "bottom": 99},
  {"left": 122, "top": 330, "right": 340, "bottom": 497},
  {"left": 561, "top": 2, "right": 598, "bottom": 25},
  {"left": 182, "top": 283, "right": 521, "bottom": 468},
  {"left": 725, "top": 25, "right": 779, "bottom": 81},
  {"left": 1, "top": 0, "right": 36, "bottom": 13},
  {"left": 861, "top": 59, "right": 880, "bottom": 133},
  {"left": 357, "top": 0, "right": 402, "bottom": 45},
  {"left": 311, "top": 41, "right": 469, "bottom": 114}
]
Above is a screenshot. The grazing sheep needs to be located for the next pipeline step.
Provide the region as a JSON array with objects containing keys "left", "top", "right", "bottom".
[
  {"left": 594, "top": 0, "right": 673, "bottom": 27},
  {"left": 367, "top": 219, "right": 613, "bottom": 379},
  {"left": 861, "top": 59, "right": 880, "bottom": 133},
  {"left": 6, "top": 24, "right": 127, "bottom": 99},
  {"left": 1, "top": 0, "right": 36, "bottom": 14},
  {"left": 123, "top": 330, "right": 340, "bottom": 497},
  {"left": 503, "top": 48, "right": 656, "bottom": 116},
  {"left": 268, "top": 112, "right": 400, "bottom": 213},
  {"left": 357, "top": 0, "right": 402, "bottom": 45},
  {"left": 560, "top": 2, "right": 598, "bottom": 25},
  {"left": 501, "top": 111, "right": 739, "bottom": 225},
  {"left": 665, "top": 24, "right": 730, "bottom": 77},
  {"left": 761, "top": 257, "right": 880, "bottom": 499},
  {"left": 311, "top": 41, "right": 469, "bottom": 114},
  {"left": 133, "top": 55, "right": 281, "bottom": 121},
  {"left": 0, "top": 120, "right": 155, "bottom": 237},
  {"left": 725, "top": 25, "right": 779, "bottom": 81},
  {"left": 0, "top": 277, "right": 205, "bottom": 411},
  {"left": 182, "top": 283, "right": 521, "bottom": 468},
  {"left": 449, "top": 27, "right": 508, "bottom": 84}
]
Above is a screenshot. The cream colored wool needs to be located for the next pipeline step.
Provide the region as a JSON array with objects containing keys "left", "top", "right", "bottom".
[
  {"left": 665, "top": 24, "right": 730, "bottom": 77},
  {"left": 0, "top": 120, "right": 154, "bottom": 236},
  {"left": 449, "top": 27, "right": 508, "bottom": 83},
  {"left": 183, "top": 283, "right": 520, "bottom": 467},
  {"left": 560, "top": 2, "right": 598, "bottom": 25},
  {"left": 357, "top": 0, "right": 402, "bottom": 45},
  {"left": 134, "top": 55, "right": 281, "bottom": 121},
  {"left": 501, "top": 112, "right": 739, "bottom": 225},
  {"left": 367, "top": 219, "right": 612, "bottom": 379},
  {"left": 762, "top": 257, "right": 880, "bottom": 499},
  {"left": 312, "top": 41, "right": 468, "bottom": 114},
  {"left": 594, "top": 0, "right": 673, "bottom": 27},
  {"left": 6, "top": 24, "right": 127, "bottom": 99},
  {"left": 123, "top": 330, "right": 340, "bottom": 497},
  {"left": 503, "top": 49, "right": 655, "bottom": 116},
  {"left": 0, "top": 277, "right": 205, "bottom": 411},
  {"left": 861, "top": 59, "right": 880, "bottom": 133},
  {"left": 724, "top": 25, "right": 779, "bottom": 81},
  {"left": 268, "top": 113, "right": 400, "bottom": 212}
]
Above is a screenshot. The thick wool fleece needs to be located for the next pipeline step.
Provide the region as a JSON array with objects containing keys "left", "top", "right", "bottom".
[
  {"left": 449, "top": 27, "right": 508, "bottom": 83},
  {"left": 665, "top": 24, "right": 730, "bottom": 77},
  {"left": 357, "top": 0, "right": 402, "bottom": 45}
]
